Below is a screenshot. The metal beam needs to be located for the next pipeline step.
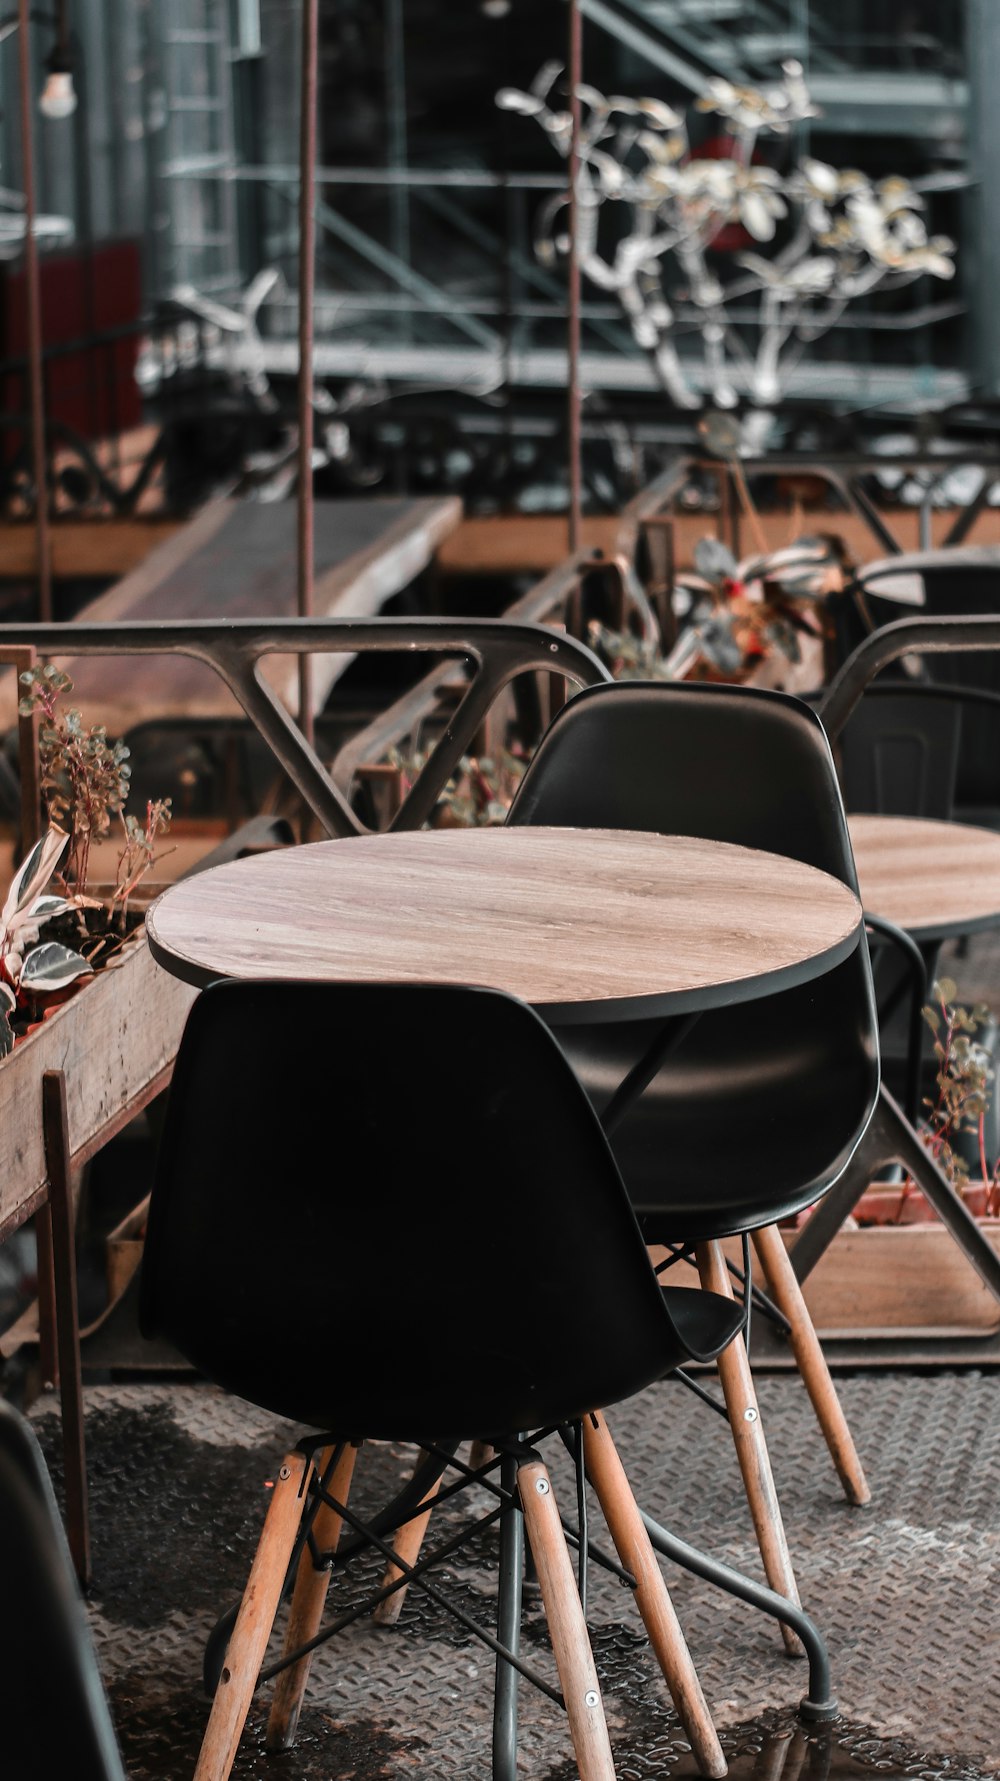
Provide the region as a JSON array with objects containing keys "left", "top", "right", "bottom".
[{"left": 966, "top": 0, "right": 1000, "bottom": 395}]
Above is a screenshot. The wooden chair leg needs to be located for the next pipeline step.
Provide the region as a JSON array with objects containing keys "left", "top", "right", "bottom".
[
  {"left": 195, "top": 1450, "right": 311, "bottom": 1781},
  {"left": 371, "top": 1445, "right": 442, "bottom": 1627},
  {"left": 695, "top": 1240, "right": 801, "bottom": 1657},
  {"left": 266, "top": 1443, "right": 357, "bottom": 1751},
  {"left": 517, "top": 1455, "right": 617, "bottom": 1781},
  {"left": 582, "top": 1412, "right": 727, "bottom": 1779},
  {"left": 751, "top": 1225, "right": 871, "bottom": 1507}
]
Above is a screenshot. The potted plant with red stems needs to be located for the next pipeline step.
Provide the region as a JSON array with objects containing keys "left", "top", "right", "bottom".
[
  {"left": 853, "top": 980, "right": 1000, "bottom": 1229},
  {"left": 0, "top": 667, "right": 196, "bottom": 1249},
  {"left": 776, "top": 980, "right": 1000, "bottom": 1340}
]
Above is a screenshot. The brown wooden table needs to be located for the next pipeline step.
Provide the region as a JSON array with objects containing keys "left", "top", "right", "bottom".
[
  {"left": 146, "top": 826, "right": 863, "bottom": 1022},
  {"left": 848, "top": 813, "right": 1000, "bottom": 943}
]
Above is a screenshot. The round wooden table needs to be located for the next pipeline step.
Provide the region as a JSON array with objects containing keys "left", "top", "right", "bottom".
[
  {"left": 147, "top": 826, "right": 863, "bottom": 1023},
  {"left": 847, "top": 813, "right": 1000, "bottom": 943}
]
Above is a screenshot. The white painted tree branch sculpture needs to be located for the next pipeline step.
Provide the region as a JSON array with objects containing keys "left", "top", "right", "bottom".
[{"left": 497, "top": 60, "right": 955, "bottom": 416}]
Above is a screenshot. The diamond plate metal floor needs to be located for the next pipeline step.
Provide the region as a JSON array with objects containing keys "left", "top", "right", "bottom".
[{"left": 26, "top": 1370, "right": 1000, "bottom": 1780}]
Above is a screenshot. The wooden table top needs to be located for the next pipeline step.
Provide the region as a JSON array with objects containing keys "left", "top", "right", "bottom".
[
  {"left": 146, "top": 826, "right": 863, "bottom": 1022},
  {"left": 848, "top": 813, "right": 1000, "bottom": 942}
]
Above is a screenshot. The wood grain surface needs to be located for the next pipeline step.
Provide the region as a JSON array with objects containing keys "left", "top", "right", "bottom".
[
  {"left": 146, "top": 826, "right": 862, "bottom": 1020},
  {"left": 848, "top": 813, "right": 1000, "bottom": 941}
]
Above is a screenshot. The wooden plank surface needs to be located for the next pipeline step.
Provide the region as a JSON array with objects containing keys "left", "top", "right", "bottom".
[
  {"left": 0, "top": 494, "right": 461, "bottom": 733},
  {"left": 146, "top": 826, "right": 863, "bottom": 1018},
  {"left": 653, "top": 1225, "right": 1000, "bottom": 1337},
  {"left": 0, "top": 519, "right": 182, "bottom": 580},
  {"left": 0, "top": 935, "right": 197, "bottom": 1237},
  {"left": 435, "top": 509, "right": 1000, "bottom": 577},
  {"left": 849, "top": 813, "right": 1000, "bottom": 941}
]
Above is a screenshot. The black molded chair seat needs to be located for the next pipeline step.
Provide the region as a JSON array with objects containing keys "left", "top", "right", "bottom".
[
  {"left": 138, "top": 979, "right": 750, "bottom": 1781},
  {"left": 506, "top": 677, "right": 879, "bottom": 1536},
  {"left": 0, "top": 1401, "right": 127, "bottom": 1781},
  {"left": 548, "top": 976, "right": 876, "bottom": 1242},
  {"left": 507, "top": 679, "right": 880, "bottom": 1242}
]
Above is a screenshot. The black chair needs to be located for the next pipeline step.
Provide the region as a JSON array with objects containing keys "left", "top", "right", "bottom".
[
  {"left": 836, "top": 678, "right": 1000, "bottom": 830},
  {"left": 139, "top": 978, "right": 752, "bottom": 1781},
  {"left": 506, "top": 679, "right": 881, "bottom": 1612},
  {"left": 835, "top": 680, "right": 1000, "bottom": 1145},
  {"left": 0, "top": 1399, "right": 127, "bottom": 1781},
  {"left": 853, "top": 548, "right": 1000, "bottom": 814}
]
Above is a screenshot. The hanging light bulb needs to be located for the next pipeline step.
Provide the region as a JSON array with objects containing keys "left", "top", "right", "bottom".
[{"left": 39, "top": 42, "right": 76, "bottom": 120}]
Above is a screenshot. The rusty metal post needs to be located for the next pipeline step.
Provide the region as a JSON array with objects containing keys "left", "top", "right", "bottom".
[
  {"left": 296, "top": 0, "right": 318, "bottom": 746},
  {"left": 17, "top": 0, "right": 52, "bottom": 621},
  {"left": 42, "top": 1069, "right": 91, "bottom": 1587},
  {"left": 566, "top": 0, "right": 582, "bottom": 555},
  {"left": 0, "top": 643, "right": 42, "bottom": 847}
]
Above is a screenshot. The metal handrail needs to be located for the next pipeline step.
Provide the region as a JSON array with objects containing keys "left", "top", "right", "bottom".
[
  {"left": 0, "top": 617, "right": 609, "bottom": 838},
  {"left": 625, "top": 454, "right": 1000, "bottom": 558}
]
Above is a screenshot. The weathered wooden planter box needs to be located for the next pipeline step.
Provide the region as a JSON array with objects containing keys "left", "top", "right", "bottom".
[
  {"left": 653, "top": 1218, "right": 1000, "bottom": 1343},
  {"left": 0, "top": 926, "right": 197, "bottom": 1239},
  {"left": 783, "top": 1221, "right": 1000, "bottom": 1340}
]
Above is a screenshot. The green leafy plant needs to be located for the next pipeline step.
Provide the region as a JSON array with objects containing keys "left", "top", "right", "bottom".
[
  {"left": 0, "top": 826, "right": 93, "bottom": 1055},
  {"left": 0, "top": 672, "right": 175, "bottom": 1057},
  {"left": 588, "top": 536, "right": 835, "bottom": 686}
]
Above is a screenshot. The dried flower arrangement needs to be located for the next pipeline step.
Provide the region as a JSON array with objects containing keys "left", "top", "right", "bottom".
[{"left": 0, "top": 666, "right": 172, "bottom": 1055}]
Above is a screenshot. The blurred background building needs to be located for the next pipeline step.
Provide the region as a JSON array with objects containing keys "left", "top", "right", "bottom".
[{"left": 0, "top": 0, "right": 994, "bottom": 515}]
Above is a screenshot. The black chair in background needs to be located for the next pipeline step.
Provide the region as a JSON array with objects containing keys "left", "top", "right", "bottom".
[
  {"left": 506, "top": 679, "right": 881, "bottom": 1633},
  {"left": 837, "top": 679, "right": 1000, "bottom": 831},
  {"left": 0, "top": 1399, "right": 127, "bottom": 1781},
  {"left": 851, "top": 548, "right": 1000, "bottom": 817},
  {"left": 139, "top": 979, "right": 760, "bottom": 1781},
  {"left": 789, "top": 615, "right": 1000, "bottom": 1297},
  {"left": 836, "top": 681, "right": 1000, "bottom": 1167}
]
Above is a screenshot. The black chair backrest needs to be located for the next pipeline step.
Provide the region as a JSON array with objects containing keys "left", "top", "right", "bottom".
[
  {"left": 507, "top": 681, "right": 879, "bottom": 1237},
  {"left": 140, "top": 980, "right": 683, "bottom": 1437},
  {"left": 510, "top": 679, "right": 861, "bottom": 887},
  {"left": 837, "top": 684, "right": 964, "bottom": 819},
  {"left": 862, "top": 556, "right": 1000, "bottom": 806},
  {"left": 0, "top": 1401, "right": 126, "bottom": 1781}
]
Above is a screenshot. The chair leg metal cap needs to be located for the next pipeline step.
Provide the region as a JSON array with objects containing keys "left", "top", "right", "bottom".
[{"left": 798, "top": 1695, "right": 838, "bottom": 1723}]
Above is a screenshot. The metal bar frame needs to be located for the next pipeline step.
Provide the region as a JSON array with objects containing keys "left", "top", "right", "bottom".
[
  {"left": 0, "top": 617, "right": 609, "bottom": 837},
  {"left": 296, "top": 0, "right": 318, "bottom": 743}
]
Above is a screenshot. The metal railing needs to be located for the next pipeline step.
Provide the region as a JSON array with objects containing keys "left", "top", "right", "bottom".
[{"left": 0, "top": 617, "right": 610, "bottom": 838}]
